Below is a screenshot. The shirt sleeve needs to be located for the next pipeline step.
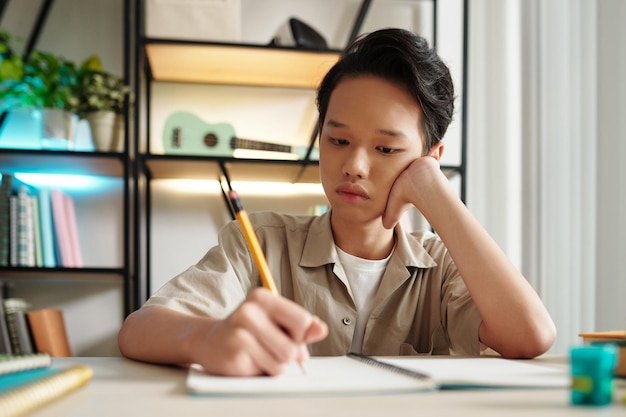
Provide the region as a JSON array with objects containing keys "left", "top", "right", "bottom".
[
  {"left": 438, "top": 249, "right": 483, "bottom": 355},
  {"left": 418, "top": 232, "right": 482, "bottom": 356}
]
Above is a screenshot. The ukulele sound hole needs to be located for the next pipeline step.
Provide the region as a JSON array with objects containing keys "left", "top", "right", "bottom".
[
  {"left": 173, "top": 127, "right": 182, "bottom": 147},
  {"left": 204, "top": 133, "right": 218, "bottom": 148}
]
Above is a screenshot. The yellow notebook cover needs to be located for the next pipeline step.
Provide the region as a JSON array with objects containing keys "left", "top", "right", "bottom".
[{"left": 0, "top": 364, "right": 92, "bottom": 417}]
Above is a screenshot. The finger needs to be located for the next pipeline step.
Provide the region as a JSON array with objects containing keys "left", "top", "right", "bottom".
[
  {"left": 302, "top": 316, "right": 329, "bottom": 344},
  {"left": 231, "top": 299, "right": 302, "bottom": 365},
  {"left": 245, "top": 332, "right": 291, "bottom": 376},
  {"left": 199, "top": 325, "right": 268, "bottom": 376},
  {"left": 248, "top": 288, "right": 316, "bottom": 345}
]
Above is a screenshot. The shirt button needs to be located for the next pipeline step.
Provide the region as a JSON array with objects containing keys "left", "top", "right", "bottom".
[{"left": 342, "top": 317, "right": 352, "bottom": 326}]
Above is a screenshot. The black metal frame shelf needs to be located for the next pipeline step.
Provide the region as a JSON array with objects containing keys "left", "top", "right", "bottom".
[
  {"left": 133, "top": 0, "right": 468, "bottom": 304},
  {"left": 0, "top": 0, "right": 136, "bottom": 316},
  {"left": 0, "top": 266, "right": 125, "bottom": 276}
]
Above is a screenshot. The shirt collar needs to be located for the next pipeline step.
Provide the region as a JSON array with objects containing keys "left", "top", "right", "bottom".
[{"left": 300, "top": 210, "right": 438, "bottom": 269}]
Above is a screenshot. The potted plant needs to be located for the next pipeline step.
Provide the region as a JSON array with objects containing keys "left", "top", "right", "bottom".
[
  {"left": 76, "top": 55, "right": 131, "bottom": 152},
  {"left": 0, "top": 31, "right": 26, "bottom": 111},
  {"left": 25, "top": 50, "right": 80, "bottom": 149},
  {"left": 1, "top": 30, "right": 80, "bottom": 150},
  {"left": 0, "top": 30, "right": 31, "bottom": 140}
]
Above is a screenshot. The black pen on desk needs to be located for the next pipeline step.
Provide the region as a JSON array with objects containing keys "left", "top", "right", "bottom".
[{"left": 228, "top": 190, "right": 308, "bottom": 374}]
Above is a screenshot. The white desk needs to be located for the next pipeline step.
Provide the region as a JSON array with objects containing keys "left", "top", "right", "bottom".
[{"left": 27, "top": 357, "right": 626, "bottom": 417}]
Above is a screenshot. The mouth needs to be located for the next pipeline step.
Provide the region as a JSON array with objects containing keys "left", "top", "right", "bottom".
[{"left": 336, "top": 184, "right": 369, "bottom": 203}]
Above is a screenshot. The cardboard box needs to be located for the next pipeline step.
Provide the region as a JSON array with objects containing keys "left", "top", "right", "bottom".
[{"left": 146, "top": 0, "right": 241, "bottom": 43}]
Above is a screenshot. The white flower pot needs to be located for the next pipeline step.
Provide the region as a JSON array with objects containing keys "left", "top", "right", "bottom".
[
  {"left": 40, "top": 108, "right": 77, "bottom": 151},
  {"left": 86, "top": 110, "right": 124, "bottom": 152}
]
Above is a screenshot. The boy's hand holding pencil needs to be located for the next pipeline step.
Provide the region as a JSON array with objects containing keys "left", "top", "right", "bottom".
[{"left": 193, "top": 190, "right": 327, "bottom": 377}]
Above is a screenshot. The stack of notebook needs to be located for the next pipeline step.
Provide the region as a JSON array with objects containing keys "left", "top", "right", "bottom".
[{"left": 0, "top": 352, "right": 92, "bottom": 417}]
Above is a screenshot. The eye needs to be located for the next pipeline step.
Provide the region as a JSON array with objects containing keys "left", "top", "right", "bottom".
[
  {"left": 377, "top": 146, "right": 399, "bottom": 154},
  {"left": 329, "top": 137, "right": 349, "bottom": 146}
]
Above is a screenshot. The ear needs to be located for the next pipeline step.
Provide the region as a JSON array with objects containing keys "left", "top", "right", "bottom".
[{"left": 427, "top": 141, "right": 445, "bottom": 160}]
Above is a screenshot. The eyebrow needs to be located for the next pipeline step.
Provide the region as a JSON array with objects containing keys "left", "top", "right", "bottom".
[{"left": 326, "top": 119, "right": 407, "bottom": 138}]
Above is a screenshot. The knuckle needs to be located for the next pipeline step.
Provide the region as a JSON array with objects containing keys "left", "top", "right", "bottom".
[{"left": 232, "top": 302, "right": 260, "bottom": 325}]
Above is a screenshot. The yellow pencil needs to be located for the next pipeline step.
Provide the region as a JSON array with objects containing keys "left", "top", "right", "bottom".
[{"left": 228, "top": 190, "right": 307, "bottom": 373}]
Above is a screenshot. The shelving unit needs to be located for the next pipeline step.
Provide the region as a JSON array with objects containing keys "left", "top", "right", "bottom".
[
  {"left": 0, "top": 0, "right": 136, "bottom": 318},
  {"left": 0, "top": 149, "right": 134, "bottom": 315},
  {"left": 134, "top": 0, "right": 468, "bottom": 302}
]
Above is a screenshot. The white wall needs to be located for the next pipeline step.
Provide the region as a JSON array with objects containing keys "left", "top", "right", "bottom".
[
  {"left": 468, "top": 0, "right": 626, "bottom": 353},
  {"left": 595, "top": 0, "right": 626, "bottom": 333}
]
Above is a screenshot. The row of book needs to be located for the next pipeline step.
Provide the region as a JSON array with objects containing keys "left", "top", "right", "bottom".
[
  {"left": 0, "top": 282, "right": 73, "bottom": 357},
  {"left": 0, "top": 173, "right": 83, "bottom": 268},
  {"left": 0, "top": 353, "right": 92, "bottom": 417}
]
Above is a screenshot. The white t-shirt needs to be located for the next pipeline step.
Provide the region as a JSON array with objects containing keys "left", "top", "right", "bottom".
[{"left": 334, "top": 245, "right": 391, "bottom": 353}]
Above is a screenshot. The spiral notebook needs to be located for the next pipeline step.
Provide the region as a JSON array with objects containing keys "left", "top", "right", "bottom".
[
  {"left": 0, "top": 365, "right": 93, "bottom": 417},
  {"left": 186, "top": 353, "right": 569, "bottom": 396},
  {"left": 0, "top": 353, "right": 52, "bottom": 376}
]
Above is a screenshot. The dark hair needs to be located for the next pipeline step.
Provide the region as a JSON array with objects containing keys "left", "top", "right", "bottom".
[{"left": 316, "top": 28, "right": 454, "bottom": 151}]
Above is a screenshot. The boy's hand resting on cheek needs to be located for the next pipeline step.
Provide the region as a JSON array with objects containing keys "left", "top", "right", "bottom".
[
  {"left": 190, "top": 288, "right": 328, "bottom": 377},
  {"left": 382, "top": 156, "right": 449, "bottom": 230}
]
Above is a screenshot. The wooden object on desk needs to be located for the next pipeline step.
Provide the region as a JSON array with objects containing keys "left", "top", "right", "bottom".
[
  {"left": 26, "top": 309, "right": 73, "bottom": 357},
  {"left": 579, "top": 330, "right": 626, "bottom": 377}
]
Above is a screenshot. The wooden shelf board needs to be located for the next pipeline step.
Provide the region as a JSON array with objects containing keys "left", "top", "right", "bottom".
[
  {"left": 142, "top": 155, "right": 460, "bottom": 184},
  {"left": 0, "top": 150, "right": 127, "bottom": 177},
  {"left": 145, "top": 41, "right": 340, "bottom": 88},
  {"left": 143, "top": 156, "right": 319, "bottom": 183}
]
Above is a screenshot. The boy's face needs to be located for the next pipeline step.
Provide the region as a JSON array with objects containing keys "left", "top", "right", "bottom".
[{"left": 319, "top": 75, "right": 427, "bottom": 224}]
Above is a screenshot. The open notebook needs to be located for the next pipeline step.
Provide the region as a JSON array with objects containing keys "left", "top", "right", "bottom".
[{"left": 186, "top": 353, "right": 570, "bottom": 396}]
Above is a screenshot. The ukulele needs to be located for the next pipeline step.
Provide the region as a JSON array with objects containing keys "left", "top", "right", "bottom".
[{"left": 162, "top": 111, "right": 318, "bottom": 160}]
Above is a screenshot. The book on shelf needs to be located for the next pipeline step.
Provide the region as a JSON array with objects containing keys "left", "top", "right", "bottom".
[
  {"left": 30, "top": 195, "right": 43, "bottom": 267},
  {"left": 0, "top": 181, "right": 82, "bottom": 270},
  {"left": 2, "top": 298, "right": 35, "bottom": 355},
  {"left": 0, "top": 173, "right": 13, "bottom": 267},
  {"left": 49, "top": 189, "right": 73, "bottom": 267},
  {"left": 0, "top": 283, "right": 73, "bottom": 357},
  {"left": 8, "top": 195, "right": 18, "bottom": 267},
  {"left": 62, "top": 191, "right": 82, "bottom": 268},
  {"left": 26, "top": 309, "right": 73, "bottom": 357},
  {"left": 16, "top": 186, "right": 35, "bottom": 267},
  {"left": 37, "top": 188, "right": 56, "bottom": 268},
  {"left": 0, "top": 282, "right": 12, "bottom": 354},
  {"left": 49, "top": 189, "right": 82, "bottom": 268},
  {"left": 186, "top": 353, "right": 570, "bottom": 396}
]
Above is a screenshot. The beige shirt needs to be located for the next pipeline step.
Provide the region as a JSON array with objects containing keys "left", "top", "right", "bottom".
[{"left": 144, "top": 210, "right": 482, "bottom": 356}]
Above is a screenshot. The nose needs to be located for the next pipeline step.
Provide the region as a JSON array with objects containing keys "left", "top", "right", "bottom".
[{"left": 342, "top": 147, "right": 369, "bottom": 179}]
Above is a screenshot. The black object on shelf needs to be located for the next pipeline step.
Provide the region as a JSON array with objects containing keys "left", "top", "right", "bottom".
[{"left": 269, "top": 17, "right": 328, "bottom": 50}]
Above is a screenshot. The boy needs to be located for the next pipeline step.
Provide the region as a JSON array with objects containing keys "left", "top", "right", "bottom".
[{"left": 118, "top": 28, "right": 556, "bottom": 376}]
